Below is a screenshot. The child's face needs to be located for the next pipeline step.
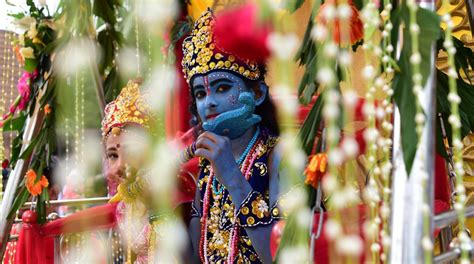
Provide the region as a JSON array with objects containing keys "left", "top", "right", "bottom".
[
  {"left": 191, "top": 71, "right": 248, "bottom": 123},
  {"left": 103, "top": 126, "right": 149, "bottom": 195},
  {"left": 104, "top": 132, "right": 126, "bottom": 195}
]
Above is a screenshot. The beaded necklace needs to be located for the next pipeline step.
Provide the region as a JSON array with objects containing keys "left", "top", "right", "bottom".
[
  {"left": 211, "top": 127, "right": 260, "bottom": 196},
  {"left": 200, "top": 128, "right": 264, "bottom": 263}
]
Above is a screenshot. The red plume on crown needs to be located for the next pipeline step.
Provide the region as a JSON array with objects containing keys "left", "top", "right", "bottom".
[{"left": 213, "top": 4, "right": 271, "bottom": 63}]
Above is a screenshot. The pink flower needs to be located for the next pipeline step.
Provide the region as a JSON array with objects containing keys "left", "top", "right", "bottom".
[
  {"left": 18, "top": 97, "right": 28, "bottom": 111},
  {"left": 16, "top": 70, "right": 37, "bottom": 111},
  {"left": 9, "top": 104, "right": 17, "bottom": 114}
]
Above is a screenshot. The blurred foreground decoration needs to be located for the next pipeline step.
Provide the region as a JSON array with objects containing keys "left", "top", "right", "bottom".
[{"left": 0, "top": 0, "right": 473, "bottom": 263}]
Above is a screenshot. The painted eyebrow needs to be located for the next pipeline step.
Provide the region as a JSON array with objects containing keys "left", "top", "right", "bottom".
[
  {"left": 193, "top": 84, "right": 205, "bottom": 91},
  {"left": 106, "top": 147, "right": 117, "bottom": 152},
  {"left": 210, "top": 78, "right": 234, "bottom": 87}
]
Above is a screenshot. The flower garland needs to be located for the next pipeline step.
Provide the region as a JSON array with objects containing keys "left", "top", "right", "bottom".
[{"left": 440, "top": 6, "right": 469, "bottom": 262}]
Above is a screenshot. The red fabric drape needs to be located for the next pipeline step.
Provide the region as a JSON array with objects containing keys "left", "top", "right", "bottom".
[
  {"left": 14, "top": 211, "right": 53, "bottom": 264},
  {"left": 40, "top": 202, "right": 118, "bottom": 237}
]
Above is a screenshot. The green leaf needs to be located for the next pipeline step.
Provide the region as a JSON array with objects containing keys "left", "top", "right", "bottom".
[
  {"left": 19, "top": 130, "right": 44, "bottom": 159},
  {"left": 286, "top": 0, "right": 306, "bottom": 13},
  {"left": 436, "top": 70, "right": 474, "bottom": 138},
  {"left": 7, "top": 187, "right": 29, "bottom": 219},
  {"left": 2, "top": 114, "right": 27, "bottom": 132},
  {"left": 391, "top": 5, "right": 441, "bottom": 175},
  {"left": 8, "top": 12, "right": 25, "bottom": 19},
  {"left": 301, "top": 82, "right": 316, "bottom": 105},
  {"left": 298, "top": 93, "right": 324, "bottom": 154},
  {"left": 37, "top": 188, "right": 49, "bottom": 224},
  {"left": 24, "top": 58, "right": 38, "bottom": 73}
]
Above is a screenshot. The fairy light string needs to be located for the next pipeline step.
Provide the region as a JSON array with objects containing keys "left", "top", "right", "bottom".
[
  {"left": 4, "top": 32, "right": 11, "bottom": 155},
  {"left": 74, "top": 73, "right": 79, "bottom": 168},
  {"left": 9, "top": 33, "right": 15, "bottom": 155},
  {"left": 441, "top": 6, "right": 469, "bottom": 262},
  {"left": 80, "top": 72, "right": 85, "bottom": 165},
  {"left": 0, "top": 30, "right": 8, "bottom": 163},
  {"left": 134, "top": 11, "right": 141, "bottom": 77}
]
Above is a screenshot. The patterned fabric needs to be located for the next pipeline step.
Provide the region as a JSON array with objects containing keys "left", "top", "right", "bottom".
[
  {"left": 181, "top": 9, "right": 262, "bottom": 83},
  {"left": 196, "top": 127, "right": 278, "bottom": 263},
  {"left": 115, "top": 201, "right": 151, "bottom": 263}
]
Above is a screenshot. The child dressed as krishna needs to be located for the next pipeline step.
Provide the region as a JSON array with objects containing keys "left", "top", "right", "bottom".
[{"left": 183, "top": 9, "right": 283, "bottom": 263}]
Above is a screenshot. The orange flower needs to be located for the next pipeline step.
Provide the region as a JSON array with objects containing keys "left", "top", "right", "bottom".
[
  {"left": 44, "top": 104, "right": 52, "bottom": 115},
  {"left": 304, "top": 153, "right": 328, "bottom": 189},
  {"left": 25, "top": 169, "right": 49, "bottom": 196},
  {"left": 316, "top": 0, "right": 363, "bottom": 46},
  {"left": 13, "top": 45, "right": 24, "bottom": 65}
]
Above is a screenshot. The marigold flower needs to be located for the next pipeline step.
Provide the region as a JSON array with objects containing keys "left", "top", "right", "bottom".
[
  {"left": 13, "top": 45, "right": 24, "bottom": 64},
  {"left": 44, "top": 104, "right": 52, "bottom": 115},
  {"left": 27, "top": 22, "right": 38, "bottom": 39},
  {"left": 315, "top": 0, "right": 363, "bottom": 46},
  {"left": 25, "top": 169, "right": 49, "bottom": 196},
  {"left": 304, "top": 153, "right": 328, "bottom": 189}
]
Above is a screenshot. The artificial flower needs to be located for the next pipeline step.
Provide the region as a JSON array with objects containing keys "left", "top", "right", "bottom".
[
  {"left": 17, "top": 70, "right": 38, "bottom": 111},
  {"left": 304, "top": 153, "right": 328, "bottom": 189},
  {"left": 42, "top": 19, "right": 56, "bottom": 30},
  {"left": 213, "top": 3, "right": 271, "bottom": 63},
  {"left": 1, "top": 159, "right": 8, "bottom": 169},
  {"left": 19, "top": 47, "right": 35, "bottom": 59},
  {"left": 315, "top": 0, "right": 363, "bottom": 46},
  {"left": 25, "top": 169, "right": 49, "bottom": 196},
  {"left": 13, "top": 45, "right": 24, "bottom": 64},
  {"left": 44, "top": 104, "right": 52, "bottom": 115},
  {"left": 27, "top": 22, "right": 38, "bottom": 39},
  {"left": 13, "top": 16, "right": 36, "bottom": 30},
  {"left": 18, "top": 34, "right": 25, "bottom": 46},
  {"left": 32, "top": 37, "right": 45, "bottom": 46}
]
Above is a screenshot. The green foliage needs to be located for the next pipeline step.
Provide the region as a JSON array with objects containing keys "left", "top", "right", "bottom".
[
  {"left": 390, "top": 5, "right": 441, "bottom": 175},
  {"left": 436, "top": 33, "right": 474, "bottom": 84},
  {"left": 295, "top": 13, "right": 318, "bottom": 104},
  {"left": 285, "top": 0, "right": 306, "bottom": 13},
  {"left": 436, "top": 69, "right": 474, "bottom": 140},
  {"left": 24, "top": 58, "right": 38, "bottom": 73},
  {"left": 2, "top": 114, "right": 27, "bottom": 132},
  {"left": 7, "top": 187, "right": 29, "bottom": 219},
  {"left": 298, "top": 94, "right": 324, "bottom": 154}
]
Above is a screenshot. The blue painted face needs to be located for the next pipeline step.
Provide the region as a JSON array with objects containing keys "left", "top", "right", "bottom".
[
  {"left": 191, "top": 71, "right": 267, "bottom": 138},
  {"left": 192, "top": 71, "right": 247, "bottom": 123}
]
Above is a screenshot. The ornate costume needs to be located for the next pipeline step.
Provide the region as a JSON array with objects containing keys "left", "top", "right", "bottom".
[
  {"left": 194, "top": 127, "right": 280, "bottom": 263},
  {"left": 183, "top": 9, "right": 281, "bottom": 263},
  {"left": 102, "top": 80, "right": 153, "bottom": 264}
]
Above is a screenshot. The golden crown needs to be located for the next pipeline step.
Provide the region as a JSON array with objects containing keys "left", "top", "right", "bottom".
[
  {"left": 101, "top": 80, "right": 154, "bottom": 138},
  {"left": 181, "top": 9, "right": 261, "bottom": 83}
]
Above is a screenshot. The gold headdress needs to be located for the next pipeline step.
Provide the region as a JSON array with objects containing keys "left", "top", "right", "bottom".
[
  {"left": 181, "top": 9, "right": 261, "bottom": 83},
  {"left": 101, "top": 80, "right": 154, "bottom": 138}
]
